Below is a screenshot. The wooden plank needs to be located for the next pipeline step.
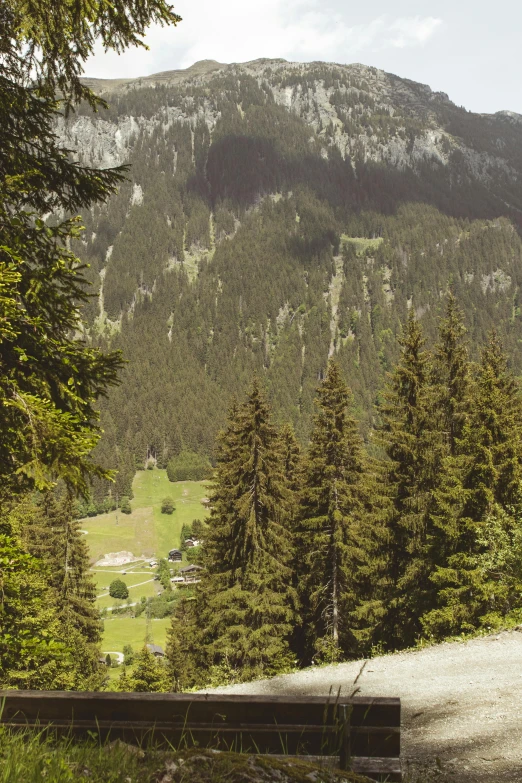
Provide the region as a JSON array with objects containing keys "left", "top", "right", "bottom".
[
  {"left": 351, "top": 756, "right": 402, "bottom": 783},
  {"left": 0, "top": 692, "right": 400, "bottom": 728},
  {"left": 0, "top": 691, "right": 399, "bottom": 706},
  {"left": 351, "top": 726, "right": 400, "bottom": 758},
  {"left": 1, "top": 719, "right": 399, "bottom": 759}
]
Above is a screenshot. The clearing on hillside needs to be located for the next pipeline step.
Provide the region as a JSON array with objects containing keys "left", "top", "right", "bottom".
[
  {"left": 81, "top": 469, "right": 210, "bottom": 564},
  {"left": 340, "top": 235, "right": 384, "bottom": 255}
]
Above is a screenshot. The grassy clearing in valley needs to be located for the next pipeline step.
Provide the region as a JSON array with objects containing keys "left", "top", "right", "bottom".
[
  {"left": 101, "top": 617, "right": 170, "bottom": 654},
  {"left": 96, "top": 579, "right": 158, "bottom": 609},
  {"left": 80, "top": 506, "right": 156, "bottom": 563},
  {"left": 132, "top": 469, "right": 210, "bottom": 561},
  {"left": 81, "top": 470, "right": 209, "bottom": 662},
  {"left": 81, "top": 469, "right": 210, "bottom": 565},
  {"left": 93, "top": 568, "right": 153, "bottom": 592}
]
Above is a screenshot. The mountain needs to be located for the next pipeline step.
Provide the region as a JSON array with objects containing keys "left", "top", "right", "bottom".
[{"left": 61, "top": 59, "right": 522, "bottom": 506}]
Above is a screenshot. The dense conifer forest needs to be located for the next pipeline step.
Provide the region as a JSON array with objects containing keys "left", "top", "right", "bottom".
[
  {"left": 59, "top": 62, "right": 522, "bottom": 514},
  {"left": 162, "top": 314, "right": 522, "bottom": 688}
]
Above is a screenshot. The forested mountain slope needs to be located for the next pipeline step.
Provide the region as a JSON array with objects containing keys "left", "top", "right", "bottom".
[{"left": 63, "top": 59, "right": 522, "bottom": 505}]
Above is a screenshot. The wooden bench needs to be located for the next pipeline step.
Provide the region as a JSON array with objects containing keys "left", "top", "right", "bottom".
[{"left": 0, "top": 691, "right": 401, "bottom": 782}]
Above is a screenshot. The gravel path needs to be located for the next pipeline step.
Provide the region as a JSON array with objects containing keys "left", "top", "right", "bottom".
[{"left": 207, "top": 629, "right": 522, "bottom": 782}]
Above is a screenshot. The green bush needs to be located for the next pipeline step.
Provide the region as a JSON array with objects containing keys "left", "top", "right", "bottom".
[
  {"left": 120, "top": 496, "right": 132, "bottom": 514},
  {"left": 109, "top": 579, "right": 129, "bottom": 600},
  {"left": 161, "top": 496, "right": 175, "bottom": 514},
  {"left": 166, "top": 450, "right": 213, "bottom": 482},
  {"left": 156, "top": 558, "right": 172, "bottom": 590},
  {"left": 135, "top": 591, "right": 179, "bottom": 619}
]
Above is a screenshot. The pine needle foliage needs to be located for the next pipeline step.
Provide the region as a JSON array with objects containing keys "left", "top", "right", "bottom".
[
  {"left": 0, "top": 8, "right": 124, "bottom": 498},
  {"left": 169, "top": 381, "right": 297, "bottom": 685},
  {"left": 120, "top": 646, "right": 169, "bottom": 692},
  {"left": 295, "top": 361, "right": 378, "bottom": 663},
  {"left": 0, "top": 533, "right": 74, "bottom": 689},
  {"left": 423, "top": 331, "right": 522, "bottom": 636},
  {"left": 20, "top": 492, "right": 104, "bottom": 688},
  {"left": 379, "top": 309, "right": 443, "bottom": 648}
]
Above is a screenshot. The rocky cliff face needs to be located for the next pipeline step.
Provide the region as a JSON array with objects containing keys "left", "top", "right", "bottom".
[{"left": 62, "top": 58, "right": 521, "bottom": 209}]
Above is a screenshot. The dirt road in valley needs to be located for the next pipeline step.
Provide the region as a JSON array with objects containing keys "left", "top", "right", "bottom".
[{"left": 208, "top": 629, "right": 522, "bottom": 782}]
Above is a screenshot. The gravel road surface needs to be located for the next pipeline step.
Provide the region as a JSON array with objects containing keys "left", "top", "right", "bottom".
[{"left": 207, "top": 630, "right": 522, "bottom": 782}]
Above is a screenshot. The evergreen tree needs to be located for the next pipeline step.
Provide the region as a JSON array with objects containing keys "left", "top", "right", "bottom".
[
  {"left": 295, "top": 361, "right": 377, "bottom": 663},
  {"left": 21, "top": 492, "right": 103, "bottom": 688},
  {"left": 423, "top": 332, "right": 522, "bottom": 637},
  {"left": 279, "top": 424, "right": 301, "bottom": 497},
  {"left": 123, "top": 646, "right": 169, "bottom": 692},
  {"left": 166, "top": 597, "right": 201, "bottom": 692},
  {"left": 168, "top": 382, "right": 297, "bottom": 685},
  {"left": 379, "top": 310, "right": 442, "bottom": 648},
  {"left": 0, "top": 505, "right": 75, "bottom": 689},
  {"left": 432, "top": 294, "right": 472, "bottom": 457},
  {"left": 471, "top": 333, "right": 522, "bottom": 513}
]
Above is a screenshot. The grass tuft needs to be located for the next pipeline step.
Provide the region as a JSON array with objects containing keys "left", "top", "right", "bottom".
[{"left": 0, "top": 730, "right": 373, "bottom": 783}]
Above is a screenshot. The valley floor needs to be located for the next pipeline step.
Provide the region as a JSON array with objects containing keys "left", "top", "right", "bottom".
[{"left": 208, "top": 630, "right": 522, "bottom": 782}]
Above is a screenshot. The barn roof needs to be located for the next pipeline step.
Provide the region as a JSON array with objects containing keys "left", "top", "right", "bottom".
[{"left": 146, "top": 643, "right": 165, "bottom": 655}]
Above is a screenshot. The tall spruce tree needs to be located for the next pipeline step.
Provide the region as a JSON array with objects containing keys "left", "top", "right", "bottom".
[
  {"left": 21, "top": 492, "right": 103, "bottom": 688},
  {"left": 379, "top": 309, "right": 443, "bottom": 648},
  {"left": 0, "top": 502, "right": 76, "bottom": 689},
  {"left": 168, "top": 381, "right": 297, "bottom": 685},
  {"left": 295, "top": 361, "right": 377, "bottom": 663},
  {"left": 279, "top": 423, "right": 301, "bottom": 526},
  {"left": 432, "top": 294, "right": 472, "bottom": 457}
]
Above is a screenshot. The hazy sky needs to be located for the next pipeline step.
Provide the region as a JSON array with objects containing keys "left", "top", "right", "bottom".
[{"left": 86, "top": 0, "right": 521, "bottom": 115}]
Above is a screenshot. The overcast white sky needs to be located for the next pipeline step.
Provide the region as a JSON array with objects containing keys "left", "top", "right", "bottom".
[{"left": 86, "top": 0, "right": 521, "bottom": 115}]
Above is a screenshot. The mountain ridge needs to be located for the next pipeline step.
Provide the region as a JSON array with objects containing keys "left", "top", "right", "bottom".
[
  {"left": 83, "top": 57, "right": 515, "bottom": 119},
  {"left": 59, "top": 58, "right": 522, "bottom": 506}
]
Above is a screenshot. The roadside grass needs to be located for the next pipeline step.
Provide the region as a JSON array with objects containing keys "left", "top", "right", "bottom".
[
  {"left": 340, "top": 235, "right": 384, "bottom": 255},
  {"left": 0, "top": 733, "right": 372, "bottom": 783},
  {"left": 96, "top": 579, "right": 158, "bottom": 609},
  {"left": 93, "top": 569, "right": 153, "bottom": 592},
  {"left": 101, "top": 617, "right": 170, "bottom": 655}
]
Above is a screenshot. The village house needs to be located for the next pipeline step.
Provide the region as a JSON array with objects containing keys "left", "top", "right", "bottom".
[
  {"left": 146, "top": 643, "right": 165, "bottom": 658},
  {"left": 168, "top": 548, "right": 182, "bottom": 562},
  {"left": 179, "top": 564, "right": 203, "bottom": 583}
]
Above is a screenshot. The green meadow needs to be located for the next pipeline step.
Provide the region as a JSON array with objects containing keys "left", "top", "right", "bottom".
[
  {"left": 82, "top": 469, "right": 210, "bottom": 564},
  {"left": 101, "top": 617, "right": 170, "bottom": 653},
  {"left": 81, "top": 469, "right": 209, "bottom": 658},
  {"left": 96, "top": 579, "right": 158, "bottom": 609}
]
